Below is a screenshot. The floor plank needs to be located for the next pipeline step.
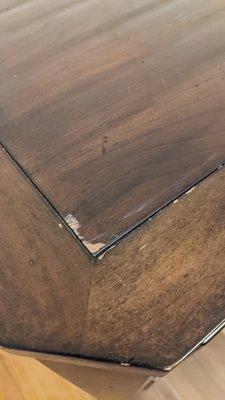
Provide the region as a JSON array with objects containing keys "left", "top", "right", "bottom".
[
  {"left": 143, "top": 330, "right": 225, "bottom": 400},
  {"left": 0, "top": 349, "right": 95, "bottom": 400}
]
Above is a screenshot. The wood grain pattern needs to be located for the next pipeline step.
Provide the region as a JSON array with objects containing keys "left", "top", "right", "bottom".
[
  {"left": 1, "top": 0, "right": 225, "bottom": 250},
  {"left": 144, "top": 329, "right": 225, "bottom": 400},
  {"left": 1, "top": 142, "right": 225, "bottom": 370},
  {"left": 0, "top": 349, "right": 95, "bottom": 400},
  {"left": 81, "top": 166, "right": 225, "bottom": 369},
  {"left": 0, "top": 146, "right": 92, "bottom": 355},
  {"left": 1, "top": 135, "right": 225, "bottom": 371}
]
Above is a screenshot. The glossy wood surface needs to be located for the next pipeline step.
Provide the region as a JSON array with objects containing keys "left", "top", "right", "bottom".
[
  {"left": 0, "top": 146, "right": 92, "bottom": 355},
  {"left": 1, "top": 0, "right": 225, "bottom": 251},
  {"left": 82, "top": 166, "right": 225, "bottom": 369}
]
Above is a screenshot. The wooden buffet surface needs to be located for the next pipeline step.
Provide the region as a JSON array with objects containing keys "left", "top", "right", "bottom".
[
  {"left": 0, "top": 0, "right": 225, "bottom": 380},
  {"left": 1, "top": 0, "right": 225, "bottom": 252}
]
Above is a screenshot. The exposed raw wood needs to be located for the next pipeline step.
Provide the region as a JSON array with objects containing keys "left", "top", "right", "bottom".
[
  {"left": 0, "top": 147, "right": 92, "bottom": 354},
  {"left": 1, "top": 0, "right": 225, "bottom": 250},
  {"left": 81, "top": 167, "right": 225, "bottom": 369}
]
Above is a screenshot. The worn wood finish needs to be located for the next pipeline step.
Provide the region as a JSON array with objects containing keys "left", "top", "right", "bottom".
[
  {"left": 1, "top": 0, "right": 225, "bottom": 250},
  {"left": 1, "top": 0, "right": 225, "bottom": 378},
  {"left": 81, "top": 167, "right": 225, "bottom": 369},
  {"left": 0, "top": 147, "right": 92, "bottom": 355},
  {"left": 1, "top": 142, "right": 225, "bottom": 371}
]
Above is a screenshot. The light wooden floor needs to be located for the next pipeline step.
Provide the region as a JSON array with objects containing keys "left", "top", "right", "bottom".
[
  {"left": 0, "top": 349, "right": 95, "bottom": 400},
  {"left": 144, "top": 329, "right": 225, "bottom": 400},
  {"left": 1, "top": 330, "right": 225, "bottom": 400}
]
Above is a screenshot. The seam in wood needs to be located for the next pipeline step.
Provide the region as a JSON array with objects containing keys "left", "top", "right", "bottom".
[
  {"left": 0, "top": 142, "right": 93, "bottom": 259},
  {"left": 80, "top": 256, "right": 95, "bottom": 356},
  {"left": 1, "top": 142, "right": 225, "bottom": 260},
  {"left": 95, "top": 160, "right": 225, "bottom": 257},
  {"left": 0, "top": 142, "right": 225, "bottom": 260}
]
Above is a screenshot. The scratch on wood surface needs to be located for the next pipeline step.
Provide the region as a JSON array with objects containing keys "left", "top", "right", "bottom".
[
  {"left": 98, "top": 245, "right": 116, "bottom": 260},
  {"left": 114, "top": 273, "right": 125, "bottom": 286},
  {"left": 185, "top": 186, "right": 195, "bottom": 195},
  {"left": 64, "top": 214, "right": 104, "bottom": 253},
  {"left": 138, "top": 243, "right": 149, "bottom": 251},
  {"left": 158, "top": 74, "right": 167, "bottom": 87},
  {"left": 123, "top": 204, "right": 145, "bottom": 219}
]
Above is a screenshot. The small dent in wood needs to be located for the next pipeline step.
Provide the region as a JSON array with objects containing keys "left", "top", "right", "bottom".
[{"left": 102, "top": 136, "right": 108, "bottom": 156}]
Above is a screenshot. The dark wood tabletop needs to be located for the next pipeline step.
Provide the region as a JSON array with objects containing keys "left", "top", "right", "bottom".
[
  {"left": 1, "top": 0, "right": 225, "bottom": 253},
  {"left": 1, "top": 0, "right": 225, "bottom": 372}
]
